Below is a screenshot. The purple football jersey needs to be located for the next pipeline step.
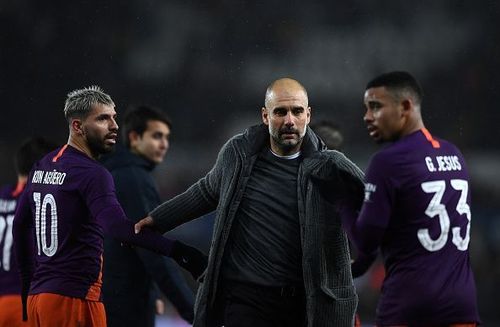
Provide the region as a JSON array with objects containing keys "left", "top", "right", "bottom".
[
  {"left": 13, "top": 145, "right": 173, "bottom": 302},
  {"left": 357, "top": 129, "right": 480, "bottom": 325},
  {"left": 0, "top": 183, "right": 24, "bottom": 296}
]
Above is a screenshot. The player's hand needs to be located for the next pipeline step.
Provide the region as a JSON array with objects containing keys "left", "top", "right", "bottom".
[
  {"left": 155, "top": 299, "right": 165, "bottom": 315},
  {"left": 134, "top": 215, "right": 154, "bottom": 234},
  {"left": 171, "top": 241, "right": 208, "bottom": 280},
  {"left": 311, "top": 170, "right": 364, "bottom": 209}
]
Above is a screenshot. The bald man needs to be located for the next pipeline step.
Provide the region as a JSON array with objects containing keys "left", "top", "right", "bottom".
[{"left": 135, "top": 78, "right": 365, "bottom": 327}]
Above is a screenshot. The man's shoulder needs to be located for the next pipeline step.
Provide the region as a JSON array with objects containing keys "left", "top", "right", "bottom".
[
  {"left": 0, "top": 184, "right": 14, "bottom": 198},
  {"left": 102, "top": 145, "right": 152, "bottom": 170},
  {"left": 218, "top": 132, "right": 248, "bottom": 157},
  {"left": 62, "top": 156, "right": 111, "bottom": 186},
  {"left": 435, "top": 137, "right": 463, "bottom": 155},
  {"left": 316, "top": 150, "right": 360, "bottom": 169},
  {"left": 317, "top": 149, "right": 346, "bottom": 160}
]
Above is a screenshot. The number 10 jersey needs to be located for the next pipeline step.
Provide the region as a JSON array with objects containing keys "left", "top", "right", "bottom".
[{"left": 14, "top": 145, "right": 120, "bottom": 301}]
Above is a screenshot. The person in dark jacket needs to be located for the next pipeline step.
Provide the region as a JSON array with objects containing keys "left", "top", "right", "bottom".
[
  {"left": 135, "top": 78, "right": 366, "bottom": 327},
  {"left": 102, "top": 106, "right": 196, "bottom": 327}
]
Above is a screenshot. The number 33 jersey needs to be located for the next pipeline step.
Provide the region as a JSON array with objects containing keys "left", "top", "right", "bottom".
[
  {"left": 360, "top": 129, "right": 480, "bottom": 325},
  {"left": 14, "top": 145, "right": 119, "bottom": 301}
]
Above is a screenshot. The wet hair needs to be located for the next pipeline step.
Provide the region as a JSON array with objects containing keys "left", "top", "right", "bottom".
[
  {"left": 122, "top": 105, "right": 172, "bottom": 148},
  {"left": 310, "top": 120, "right": 344, "bottom": 151},
  {"left": 366, "top": 71, "right": 423, "bottom": 105},
  {"left": 64, "top": 85, "right": 114, "bottom": 122},
  {"left": 15, "top": 137, "right": 57, "bottom": 175}
]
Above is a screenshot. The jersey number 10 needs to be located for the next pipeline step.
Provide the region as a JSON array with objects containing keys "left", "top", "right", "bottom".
[
  {"left": 33, "top": 192, "right": 58, "bottom": 257},
  {"left": 418, "top": 179, "right": 471, "bottom": 252}
]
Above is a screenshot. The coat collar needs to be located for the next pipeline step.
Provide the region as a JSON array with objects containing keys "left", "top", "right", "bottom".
[
  {"left": 242, "top": 123, "right": 326, "bottom": 157},
  {"left": 101, "top": 143, "right": 157, "bottom": 172}
]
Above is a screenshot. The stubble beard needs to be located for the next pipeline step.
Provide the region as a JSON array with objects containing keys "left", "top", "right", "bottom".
[
  {"left": 85, "top": 130, "right": 114, "bottom": 158},
  {"left": 270, "top": 129, "right": 303, "bottom": 154}
]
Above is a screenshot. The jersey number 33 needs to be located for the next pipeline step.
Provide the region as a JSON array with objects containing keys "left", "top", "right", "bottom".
[{"left": 418, "top": 179, "right": 471, "bottom": 252}]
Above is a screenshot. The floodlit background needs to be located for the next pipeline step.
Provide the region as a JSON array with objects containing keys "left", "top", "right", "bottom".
[{"left": 2, "top": 1, "right": 499, "bottom": 325}]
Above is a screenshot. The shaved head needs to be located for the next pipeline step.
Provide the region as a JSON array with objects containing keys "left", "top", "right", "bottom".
[
  {"left": 261, "top": 77, "right": 311, "bottom": 155},
  {"left": 264, "top": 78, "right": 308, "bottom": 109}
]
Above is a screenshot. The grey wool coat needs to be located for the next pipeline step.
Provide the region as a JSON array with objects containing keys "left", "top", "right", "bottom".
[{"left": 150, "top": 124, "right": 365, "bottom": 327}]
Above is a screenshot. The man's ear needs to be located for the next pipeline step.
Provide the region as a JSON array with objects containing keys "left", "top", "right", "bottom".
[
  {"left": 401, "top": 99, "right": 412, "bottom": 113},
  {"left": 261, "top": 107, "right": 269, "bottom": 125},
  {"left": 71, "top": 119, "right": 84, "bottom": 135},
  {"left": 128, "top": 131, "right": 141, "bottom": 148}
]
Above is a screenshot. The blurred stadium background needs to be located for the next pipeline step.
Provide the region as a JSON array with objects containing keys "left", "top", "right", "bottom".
[{"left": 2, "top": 1, "right": 499, "bottom": 325}]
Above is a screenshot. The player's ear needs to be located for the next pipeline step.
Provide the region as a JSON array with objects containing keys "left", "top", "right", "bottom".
[
  {"left": 71, "top": 118, "right": 84, "bottom": 135},
  {"left": 401, "top": 99, "right": 412, "bottom": 112},
  {"left": 262, "top": 107, "right": 269, "bottom": 125}
]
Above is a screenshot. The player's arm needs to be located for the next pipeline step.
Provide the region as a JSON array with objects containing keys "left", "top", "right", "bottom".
[
  {"left": 339, "top": 153, "right": 393, "bottom": 256},
  {"left": 309, "top": 150, "right": 365, "bottom": 210},
  {"left": 12, "top": 189, "right": 35, "bottom": 321},
  {"left": 351, "top": 250, "right": 378, "bottom": 278},
  {"left": 85, "top": 168, "right": 207, "bottom": 279},
  {"left": 138, "top": 138, "right": 235, "bottom": 233}
]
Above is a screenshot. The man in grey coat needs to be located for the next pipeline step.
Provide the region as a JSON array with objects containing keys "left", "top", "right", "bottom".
[{"left": 135, "top": 78, "right": 365, "bottom": 327}]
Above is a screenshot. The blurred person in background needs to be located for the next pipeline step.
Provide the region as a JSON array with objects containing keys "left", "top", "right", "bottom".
[
  {"left": 341, "top": 71, "right": 481, "bottom": 326},
  {"left": 136, "top": 78, "right": 365, "bottom": 327},
  {"left": 12, "top": 86, "right": 206, "bottom": 327},
  {"left": 309, "top": 120, "right": 344, "bottom": 151},
  {"left": 102, "top": 105, "right": 195, "bottom": 327},
  {"left": 0, "top": 137, "right": 56, "bottom": 327}
]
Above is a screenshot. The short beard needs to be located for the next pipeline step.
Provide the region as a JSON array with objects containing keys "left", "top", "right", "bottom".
[
  {"left": 85, "top": 130, "right": 113, "bottom": 158},
  {"left": 271, "top": 133, "right": 299, "bottom": 152}
]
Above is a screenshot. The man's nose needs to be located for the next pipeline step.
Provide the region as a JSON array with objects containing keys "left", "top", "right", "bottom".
[
  {"left": 161, "top": 138, "right": 169, "bottom": 151},
  {"left": 284, "top": 111, "right": 295, "bottom": 125},
  {"left": 110, "top": 118, "right": 119, "bottom": 131},
  {"left": 363, "top": 109, "right": 372, "bottom": 123}
]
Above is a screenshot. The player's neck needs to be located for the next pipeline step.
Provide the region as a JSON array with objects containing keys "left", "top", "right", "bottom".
[
  {"left": 401, "top": 119, "right": 424, "bottom": 138},
  {"left": 68, "top": 137, "right": 97, "bottom": 160}
]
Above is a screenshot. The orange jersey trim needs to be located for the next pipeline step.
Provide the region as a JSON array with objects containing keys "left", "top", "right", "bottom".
[
  {"left": 421, "top": 128, "right": 440, "bottom": 149},
  {"left": 52, "top": 144, "right": 69, "bottom": 162}
]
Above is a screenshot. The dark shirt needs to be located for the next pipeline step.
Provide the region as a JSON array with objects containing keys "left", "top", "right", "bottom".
[
  {"left": 101, "top": 145, "right": 194, "bottom": 325},
  {"left": 222, "top": 148, "right": 302, "bottom": 286}
]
